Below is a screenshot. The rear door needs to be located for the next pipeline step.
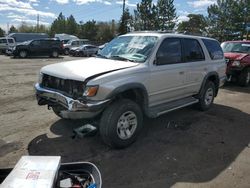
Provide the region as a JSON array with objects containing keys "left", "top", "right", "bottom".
[
  {"left": 181, "top": 38, "right": 207, "bottom": 94},
  {"left": 149, "top": 37, "right": 189, "bottom": 107}
]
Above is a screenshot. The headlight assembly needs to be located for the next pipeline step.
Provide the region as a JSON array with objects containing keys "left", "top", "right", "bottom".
[
  {"left": 83, "top": 86, "right": 99, "bottom": 97},
  {"left": 231, "top": 60, "right": 241, "bottom": 67}
]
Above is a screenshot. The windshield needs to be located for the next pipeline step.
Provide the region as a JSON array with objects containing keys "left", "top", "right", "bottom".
[
  {"left": 98, "top": 35, "right": 158, "bottom": 63},
  {"left": 221, "top": 42, "right": 250, "bottom": 53}
]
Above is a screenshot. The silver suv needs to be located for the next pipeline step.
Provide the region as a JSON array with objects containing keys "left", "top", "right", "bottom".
[
  {"left": 35, "top": 32, "right": 226, "bottom": 148},
  {"left": 63, "top": 39, "right": 89, "bottom": 55}
]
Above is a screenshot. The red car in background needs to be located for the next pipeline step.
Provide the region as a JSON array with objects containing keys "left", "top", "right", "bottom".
[{"left": 221, "top": 41, "right": 250, "bottom": 86}]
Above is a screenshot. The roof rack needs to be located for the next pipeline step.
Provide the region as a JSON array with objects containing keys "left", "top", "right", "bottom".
[{"left": 129, "top": 30, "right": 176, "bottom": 34}]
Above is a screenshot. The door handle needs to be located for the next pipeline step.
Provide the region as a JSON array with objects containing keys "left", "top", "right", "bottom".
[{"left": 179, "top": 71, "right": 184, "bottom": 75}]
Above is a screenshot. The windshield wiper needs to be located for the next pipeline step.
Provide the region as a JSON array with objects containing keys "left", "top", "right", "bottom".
[
  {"left": 96, "top": 53, "right": 107, "bottom": 59},
  {"left": 110, "top": 55, "right": 136, "bottom": 62}
]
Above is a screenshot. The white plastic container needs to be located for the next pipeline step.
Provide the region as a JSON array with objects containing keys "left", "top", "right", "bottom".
[{"left": 1, "top": 156, "right": 61, "bottom": 188}]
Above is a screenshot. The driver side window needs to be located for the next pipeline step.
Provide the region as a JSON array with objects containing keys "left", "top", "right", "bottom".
[
  {"left": 31, "top": 40, "right": 41, "bottom": 46},
  {"left": 156, "top": 38, "right": 182, "bottom": 65}
]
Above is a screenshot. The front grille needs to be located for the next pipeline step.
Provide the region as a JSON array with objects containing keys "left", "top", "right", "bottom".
[{"left": 41, "top": 74, "right": 84, "bottom": 98}]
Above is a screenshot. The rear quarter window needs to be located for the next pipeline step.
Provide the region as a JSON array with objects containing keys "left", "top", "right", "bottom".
[
  {"left": 202, "top": 39, "right": 224, "bottom": 60},
  {"left": 182, "top": 38, "right": 205, "bottom": 62}
]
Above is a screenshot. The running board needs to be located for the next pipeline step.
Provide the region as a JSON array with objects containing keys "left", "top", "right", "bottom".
[{"left": 148, "top": 97, "right": 199, "bottom": 118}]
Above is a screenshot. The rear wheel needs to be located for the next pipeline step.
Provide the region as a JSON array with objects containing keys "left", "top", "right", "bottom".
[
  {"left": 64, "top": 48, "right": 69, "bottom": 55},
  {"left": 197, "top": 81, "right": 215, "bottom": 111},
  {"left": 19, "top": 50, "right": 27, "bottom": 58},
  {"left": 238, "top": 68, "right": 250, "bottom": 87},
  {"left": 51, "top": 50, "right": 59, "bottom": 58},
  {"left": 99, "top": 99, "right": 143, "bottom": 148}
]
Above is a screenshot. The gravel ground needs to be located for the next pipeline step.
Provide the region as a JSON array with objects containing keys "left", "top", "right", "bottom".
[{"left": 0, "top": 55, "right": 250, "bottom": 188}]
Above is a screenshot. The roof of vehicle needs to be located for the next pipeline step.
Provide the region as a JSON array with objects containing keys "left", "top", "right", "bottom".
[
  {"left": 32, "top": 38, "right": 60, "bottom": 41},
  {"left": 124, "top": 31, "right": 218, "bottom": 41},
  {"left": 81, "top": 44, "right": 97, "bottom": 47},
  {"left": 222, "top": 40, "right": 250, "bottom": 43}
]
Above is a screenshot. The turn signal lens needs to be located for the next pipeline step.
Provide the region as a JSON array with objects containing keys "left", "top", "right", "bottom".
[{"left": 83, "top": 86, "right": 99, "bottom": 97}]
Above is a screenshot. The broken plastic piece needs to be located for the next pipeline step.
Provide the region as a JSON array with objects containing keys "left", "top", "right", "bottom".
[{"left": 72, "top": 124, "right": 97, "bottom": 139}]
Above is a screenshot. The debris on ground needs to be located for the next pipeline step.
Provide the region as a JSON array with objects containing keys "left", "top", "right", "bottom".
[{"left": 72, "top": 124, "right": 97, "bottom": 139}]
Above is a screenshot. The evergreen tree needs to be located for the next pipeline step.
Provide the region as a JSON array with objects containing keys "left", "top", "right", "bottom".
[
  {"left": 177, "top": 14, "right": 208, "bottom": 35},
  {"left": 118, "top": 8, "right": 132, "bottom": 35},
  {"left": 50, "top": 12, "right": 66, "bottom": 36},
  {"left": 207, "top": 0, "right": 249, "bottom": 41},
  {"left": 136, "top": 0, "right": 158, "bottom": 30},
  {"left": 66, "top": 15, "right": 78, "bottom": 35},
  {"left": 0, "top": 27, "right": 5, "bottom": 37},
  {"left": 157, "top": 0, "right": 177, "bottom": 30},
  {"left": 9, "top": 25, "right": 18, "bottom": 33}
]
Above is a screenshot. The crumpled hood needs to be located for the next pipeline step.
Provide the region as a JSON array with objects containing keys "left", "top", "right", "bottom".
[
  {"left": 224, "top": 52, "right": 248, "bottom": 61},
  {"left": 41, "top": 57, "right": 139, "bottom": 81}
]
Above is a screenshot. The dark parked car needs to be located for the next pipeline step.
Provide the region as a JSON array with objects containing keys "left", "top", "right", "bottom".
[
  {"left": 221, "top": 41, "right": 250, "bottom": 86},
  {"left": 69, "top": 44, "right": 99, "bottom": 57},
  {"left": 12, "top": 39, "right": 63, "bottom": 58}
]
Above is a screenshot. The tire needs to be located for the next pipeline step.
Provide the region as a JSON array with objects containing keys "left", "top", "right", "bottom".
[
  {"left": 19, "top": 50, "right": 27, "bottom": 58},
  {"left": 64, "top": 49, "right": 69, "bottom": 55},
  {"left": 238, "top": 68, "right": 250, "bottom": 87},
  {"left": 51, "top": 50, "right": 59, "bottom": 58},
  {"left": 197, "top": 81, "right": 215, "bottom": 111},
  {"left": 99, "top": 99, "right": 143, "bottom": 149}
]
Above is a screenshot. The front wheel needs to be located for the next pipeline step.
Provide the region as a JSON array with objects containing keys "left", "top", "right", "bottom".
[
  {"left": 99, "top": 99, "right": 143, "bottom": 149},
  {"left": 19, "top": 50, "right": 27, "bottom": 58},
  {"left": 197, "top": 81, "right": 215, "bottom": 111},
  {"left": 238, "top": 68, "right": 250, "bottom": 87}
]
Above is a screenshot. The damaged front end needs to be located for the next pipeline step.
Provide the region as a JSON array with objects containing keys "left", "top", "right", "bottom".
[{"left": 35, "top": 74, "right": 110, "bottom": 119}]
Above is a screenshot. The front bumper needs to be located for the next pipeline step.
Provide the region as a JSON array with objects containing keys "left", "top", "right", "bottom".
[{"left": 35, "top": 83, "right": 110, "bottom": 119}]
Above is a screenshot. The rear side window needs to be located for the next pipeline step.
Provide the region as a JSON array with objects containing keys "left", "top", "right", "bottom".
[
  {"left": 202, "top": 39, "right": 224, "bottom": 60},
  {"left": 156, "top": 38, "right": 182, "bottom": 65},
  {"left": 8, "top": 39, "right": 14, "bottom": 43},
  {"left": 182, "top": 38, "right": 205, "bottom": 62}
]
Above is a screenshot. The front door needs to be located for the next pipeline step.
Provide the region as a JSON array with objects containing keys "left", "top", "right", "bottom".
[{"left": 148, "top": 38, "right": 189, "bottom": 107}]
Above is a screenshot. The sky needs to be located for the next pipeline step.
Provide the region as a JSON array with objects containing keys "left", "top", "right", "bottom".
[{"left": 0, "top": 0, "right": 217, "bottom": 32}]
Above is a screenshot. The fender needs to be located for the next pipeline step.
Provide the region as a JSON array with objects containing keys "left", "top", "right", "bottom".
[
  {"left": 106, "top": 83, "right": 149, "bottom": 112},
  {"left": 199, "top": 71, "right": 219, "bottom": 97}
]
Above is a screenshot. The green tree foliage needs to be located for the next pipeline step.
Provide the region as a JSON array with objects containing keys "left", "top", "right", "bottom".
[
  {"left": 9, "top": 25, "right": 18, "bottom": 33},
  {"left": 207, "top": 0, "right": 250, "bottom": 41},
  {"left": 135, "top": 0, "right": 158, "bottom": 30},
  {"left": 177, "top": 14, "right": 208, "bottom": 35},
  {"left": 96, "top": 22, "right": 115, "bottom": 43},
  {"left": 118, "top": 7, "right": 132, "bottom": 35},
  {"left": 157, "top": 0, "right": 177, "bottom": 30},
  {"left": 0, "top": 27, "right": 5, "bottom": 37},
  {"left": 78, "top": 20, "right": 98, "bottom": 41},
  {"left": 66, "top": 15, "right": 78, "bottom": 35},
  {"left": 17, "top": 22, "right": 49, "bottom": 33},
  {"left": 50, "top": 12, "right": 66, "bottom": 36}
]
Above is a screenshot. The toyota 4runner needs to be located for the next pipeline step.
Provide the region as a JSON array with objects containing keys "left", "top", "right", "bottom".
[{"left": 35, "top": 32, "right": 226, "bottom": 148}]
